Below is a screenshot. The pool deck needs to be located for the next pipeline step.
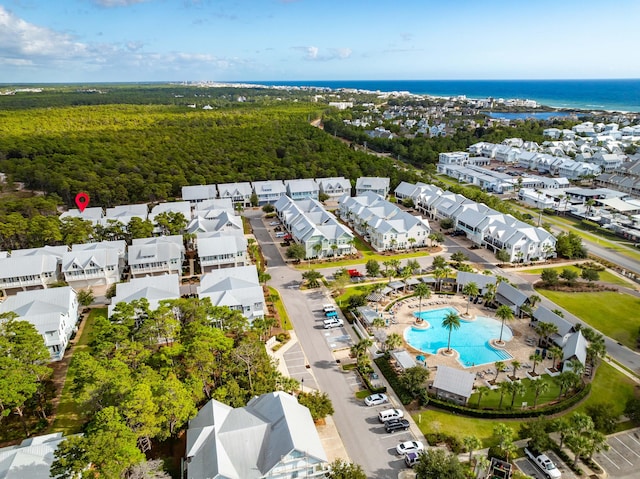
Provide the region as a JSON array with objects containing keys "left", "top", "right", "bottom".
[{"left": 379, "top": 293, "right": 547, "bottom": 388}]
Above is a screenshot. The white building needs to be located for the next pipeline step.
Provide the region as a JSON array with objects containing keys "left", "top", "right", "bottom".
[
  {"left": 317, "top": 177, "right": 351, "bottom": 200},
  {"left": 252, "top": 180, "right": 287, "bottom": 206},
  {"left": 128, "top": 236, "right": 185, "bottom": 277},
  {"left": 0, "top": 433, "right": 69, "bottom": 478},
  {"left": 0, "top": 287, "right": 78, "bottom": 361},
  {"left": 185, "top": 392, "right": 328, "bottom": 479},
  {"left": 198, "top": 265, "right": 265, "bottom": 322},
  {"left": 182, "top": 184, "right": 218, "bottom": 204},
  {"left": 108, "top": 274, "right": 180, "bottom": 317},
  {"left": 62, "top": 248, "right": 123, "bottom": 289},
  {"left": 217, "top": 182, "right": 253, "bottom": 208},
  {"left": 197, "top": 232, "right": 248, "bottom": 272},
  {"left": 355, "top": 176, "right": 390, "bottom": 198}
]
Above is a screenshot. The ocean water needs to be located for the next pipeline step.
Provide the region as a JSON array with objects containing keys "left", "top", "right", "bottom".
[{"left": 253, "top": 79, "right": 640, "bottom": 113}]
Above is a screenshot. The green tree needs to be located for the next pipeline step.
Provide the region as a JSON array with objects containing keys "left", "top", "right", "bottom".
[
  {"left": 442, "top": 310, "right": 461, "bottom": 353},
  {"left": 439, "top": 218, "right": 454, "bottom": 230},
  {"left": 529, "top": 351, "right": 543, "bottom": 375},
  {"left": 555, "top": 231, "right": 587, "bottom": 259},
  {"left": 462, "top": 281, "right": 479, "bottom": 315},
  {"left": 509, "top": 380, "right": 526, "bottom": 407},
  {"left": 560, "top": 267, "right": 579, "bottom": 286},
  {"left": 495, "top": 305, "right": 514, "bottom": 343},
  {"left": 286, "top": 243, "right": 306, "bottom": 261},
  {"left": 77, "top": 289, "right": 95, "bottom": 307},
  {"left": 262, "top": 203, "right": 274, "bottom": 213},
  {"left": 475, "top": 385, "right": 490, "bottom": 408},
  {"left": 432, "top": 255, "right": 447, "bottom": 270},
  {"left": 586, "top": 403, "right": 618, "bottom": 433},
  {"left": 581, "top": 268, "right": 600, "bottom": 285},
  {"left": 521, "top": 418, "right": 552, "bottom": 453},
  {"left": 450, "top": 251, "right": 469, "bottom": 266},
  {"left": 463, "top": 435, "right": 482, "bottom": 464},
  {"left": 297, "top": 390, "right": 334, "bottom": 422},
  {"left": 327, "top": 459, "right": 367, "bottom": 479},
  {"left": 126, "top": 217, "right": 154, "bottom": 241},
  {"left": 365, "top": 259, "right": 381, "bottom": 277},
  {"left": 496, "top": 249, "right": 511, "bottom": 265},
  {"left": 154, "top": 211, "right": 187, "bottom": 236},
  {"left": 385, "top": 332, "right": 403, "bottom": 352},
  {"left": 60, "top": 216, "right": 95, "bottom": 245},
  {"left": 414, "top": 448, "right": 465, "bottom": 479},
  {"left": 540, "top": 268, "right": 559, "bottom": 285},
  {"left": 414, "top": 283, "right": 431, "bottom": 320},
  {"left": 302, "top": 269, "right": 323, "bottom": 288},
  {"left": 399, "top": 366, "right": 430, "bottom": 399},
  {"left": 429, "top": 232, "right": 445, "bottom": 247}
]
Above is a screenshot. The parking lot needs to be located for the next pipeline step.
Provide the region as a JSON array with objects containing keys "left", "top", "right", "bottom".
[
  {"left": 593, "top": 429, "right": 640, "bottom": 478},
  {"left": 514, "top": 450, "right": 577, "bottom": 479}
]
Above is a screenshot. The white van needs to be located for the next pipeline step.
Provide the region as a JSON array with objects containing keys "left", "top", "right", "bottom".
[
  {"left": 323, "top": 318, "right": 343, "bottom": 329},
  {"left": 378, "top": 408, "right": 404, "bottom": 423},
  {"left": 322, "top": 304, "right": 336, "bottom": 313}
]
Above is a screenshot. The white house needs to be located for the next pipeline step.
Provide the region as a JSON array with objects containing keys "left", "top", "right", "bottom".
[
  {"left": 339, "top": 192, "right": 430, "bottom": 252},
  {"left": 186, "top": 210, "right": 243, "bottom": 236},
  {"left": 217, "top": 182, "right": 253, "bottom": 207},
  {"left": 128, "top": 236, "right": 185, "bottom": 277},
  {"left": 148, "top": 201, "right": 193, "bottom": 226},
  {"left": 198, "top": 265, "right": 265, "bottom": 322},
  {"left": 59, "top": 206, "right": 105, "bottom": 225},
  {"left": 252, "top": 180, "right": 287, "bottom": 206},
  {"left": 0, "top": 432, "right": 69, "bottom": 479},
  {"left": 62, "top": 248, "right": 122, "bottom": 289},
  {"left": 182, "top": 184, "right": 218, "bottom": 204},
  {"left": 0, "top": 287, "right": 78, "bottom": 361},
  {"left": 355, "top": 176, "right": 390, "bottom": 197},
  {"left": 108, "top": 274, "right": 180, "bottom": 317},
  {"left": 103, "top": 203, "right": 148, "bottom": 226},
  {"left": 185, "top": 392, "right": 329, "bottom": 479},
  {"left": 197, "top": 232, "right": 248, "bottom": 272},
  {"left": 285, "top": 178, "right": 319, "bottom": 201},
  {"left": 0, "top": 254, "right": 60, "bottom": 296},
  {"left": 317, "top": 177, "right": 351, "bottom": 200}
]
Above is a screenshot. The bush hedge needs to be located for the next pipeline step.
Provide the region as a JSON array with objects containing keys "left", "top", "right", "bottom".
[
  {"left": 374, "top": 356, "right": 412, "bottom": 405},
  {"left": 356, "top": 368, "right": 387, "bottom": 394}
]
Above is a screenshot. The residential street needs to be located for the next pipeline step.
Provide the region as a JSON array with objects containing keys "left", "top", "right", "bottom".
[{"left": 246, "top": 209, "right": 640, "bottom": 476}]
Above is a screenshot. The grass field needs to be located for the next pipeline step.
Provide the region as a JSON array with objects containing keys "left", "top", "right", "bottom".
[
  {"left": 576, "top": 361, "right": 637, "bottom": 418},
  {"left": 518, "top": 264, "right": 631, "bottom": 287},
  {"left": 469, "top": 374, "right": 562, "bottom": 410},
  {"left": 537, "top": 290, "right": 640, "bottom": 348},
  {"left": 51, "top": 308, "right": 105, "bottom": 435},
  {"left": 268, "top": 287, "right": 292, "bottom": 330}
]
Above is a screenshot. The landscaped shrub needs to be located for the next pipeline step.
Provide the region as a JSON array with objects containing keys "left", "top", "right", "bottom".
[
  {"left": 357, "top": 368, "right": 386, "bottom": 394},
  {"left": 374, "top": 357, "right": 412, "bottom": 405},
  {"left": 550, "top": 442, "right": 583, "bottom": 476}
]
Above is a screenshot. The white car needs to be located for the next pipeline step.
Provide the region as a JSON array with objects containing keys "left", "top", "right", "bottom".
[
  {"left": 364, "top": 393, "right": 388, "bottom": 406},
  {"left": 269, "top": 221, "right": 280, "bottom": 226},
  {"left": 396, "top": 440, "right": 425, "bottom": 456},
  {"left": 323, "top": 318, "right": 343, "bottom": 329}
]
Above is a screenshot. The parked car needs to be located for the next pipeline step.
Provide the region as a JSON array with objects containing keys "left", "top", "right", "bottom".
[
  {"left": 322, "top": 304, "right": 336, "bottom": 313},
  {"left": 324, "top": 310, "right": 338, "bottom": 318},
  {"left": 269, "top": 221, "right": 280, "bottom": 226},
  {"left": 524, "top": 448, "right": 561, "bottom": 479},
  {"left": 275, "top": 232, "right": 286, "bottom": 238},
  {"left": 404, "top": 451, "right": 421, "bottom": 468},
  {"left": 384, "top": 418, "right": 410, "bottom": 433},
  {"left": 323, "top": 318, "right": 343, "bottom": 329},
  {"left": 364, "top": 393, "right": 388, "bottom": 406},
  {"left": 378, "top": 408, "right": 404, "bottom": 423},
  {"left": 396, "top": 440, "right": 425, "bottom": 456}
]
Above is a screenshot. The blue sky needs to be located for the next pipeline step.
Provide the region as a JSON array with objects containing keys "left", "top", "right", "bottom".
[{"left": 1, "top": 0, "right": 639, "bottom": 83}]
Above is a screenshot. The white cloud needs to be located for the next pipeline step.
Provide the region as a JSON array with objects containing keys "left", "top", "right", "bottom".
[{"left": 293, "top": 46, "right": 352, "bottom": 62}]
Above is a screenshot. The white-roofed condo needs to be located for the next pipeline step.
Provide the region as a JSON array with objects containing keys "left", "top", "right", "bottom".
[{"left": 185, "top": 391, "right": 329, "bottom": 479}]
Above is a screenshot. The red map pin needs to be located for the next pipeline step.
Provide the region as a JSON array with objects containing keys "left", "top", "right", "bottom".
[{"left": 75, "top": 192, "right": 90, "bottom": 212}]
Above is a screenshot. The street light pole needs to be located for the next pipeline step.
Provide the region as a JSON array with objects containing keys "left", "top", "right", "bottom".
[{"left": 301, "top": 378, "right": 304, "bottom": 394}]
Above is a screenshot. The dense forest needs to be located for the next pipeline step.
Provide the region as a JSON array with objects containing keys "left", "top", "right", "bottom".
[{"left": 0, "top": 93, "right": 419, "bottom": 207}]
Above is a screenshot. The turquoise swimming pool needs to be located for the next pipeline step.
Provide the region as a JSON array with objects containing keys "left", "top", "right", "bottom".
[{"left": 404, "top": 307, "right": 512, "bottom": 368}]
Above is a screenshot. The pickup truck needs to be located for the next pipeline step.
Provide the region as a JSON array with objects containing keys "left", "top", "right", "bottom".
[{"left": 524, "top": 448, "right": 561, "bottom": 479}]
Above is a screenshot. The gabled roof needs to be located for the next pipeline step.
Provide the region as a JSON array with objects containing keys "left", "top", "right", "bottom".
[
  {"left": 198, "top": 266, "right": 264, "bottom": 314},
  {"left": 0, "top": 287, "right": 76, "bottom": 334},
  {"left": 455, "top": 271, "right": 497, "bottom": 290},
  {"left": 433, "top": 365, "right": 475, "bottom": 399},
  {"left": 182, "top": 184, "right": 218, "bottom": 201},
  {"left": 105, "top": 203, "right": 148, "bottom": 219},
  {"left": 62, "top": 248, "right": 120, "bottom": 272},
  {"left": 217, "top": 182, "right": 253, "bottom": 198},
  {"left": 563, "top": 330, "right": 587, "bottom": 364},
  {"left": 0, "top": 254, "right": 59, "bottom": 280},
  {"left": 496, "top": 282, "right": 529, "bottom": 309},
  {"left": 198, "top": 234, "right": 247, "bottom": 257},
  {"left": 355, "top": 176, "right": 390, "bottom": 191},
  {"left": 127, "top": 242, "right": 183, "bottom": 266},
  {"left": 0, "top": 432, "right": 67, "bottom": 479},
  {"left": 285, "top": 178, "right": 319, "bottom": 193},
  {"left": 72, "top": 240, "right": 127, "bottom": 257},
  {"left": 252, "top": 180, "right": 286, "bottom": 195},
  {"left": 533, "top": 306, "right": 574, "bottom": 337},
  {"left": 186, "top": 392, "right": 327, "bottom": 479},
  {"left": 149, "top": 201, "right": 192, "bottom": 221},
  {"left": 10, "top": 245, "right": 68, "bottom": 261},
  {"left": 108, "top": 274, "right": 180, "bottom": 316}
]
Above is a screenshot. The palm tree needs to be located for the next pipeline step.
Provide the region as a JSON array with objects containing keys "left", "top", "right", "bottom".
[
  {"left": 509, "top": 381, "right": 526, "bottom": 407},
  {"left": 510, "top": 360, "right": 521, "bottom": 380},
  {"left": 586, "top": 338, "right": 606, "bottom": 368},
  {"left": 463, "top": 435, "right": 482, "bottom": 465},
  {"left": 535, "top": 321, "right": 558, "bottom": 348},
  {"left": 528, "top": 294, "right": 541, "bottom": 309},
  {"left": 548, "top": 345, "right": 563, "bottom": 370},
  {"left": 408, "top": 237, "right": 417, "bottom": 250},
  {"left": 413, "top": 283, "right": 430, "bottom": 322},
  {"left": 442, "top": 311, "right": 461, "bottom": 353},
  {"left": 475, "top": 385, "right": 490, "bottom": 408},
  {"left": 498, "top": 381, "right": 511, "bottom": 409},
  {"left": 530, "top": 352, "right": 543, "bottom": 375},
  {"left": 494, "top": 361, "right": 505, "bottom": 382},
  {"left": 495, "top": 305, "right": 515, "bottom": 343},
  {"left": 566, "top": 358, "right": 585, "bottom": 379},
  {"left": 385, "top": 332, "right": 403, "bottom": 352},
  {"left": 313, "top": 242, "right": 322, "bottom": 258},
  {"left": 433, "top": 268, "right": 446, "bottom": 291},
  {"left": 462, "top": 282, "right": 479, "bottom": 316},
  {"left": 483, "top": 282, "right": 497, "bottom": 307},
  {"left": 532, "top": 380, "right": 549, "bottom": 407}
]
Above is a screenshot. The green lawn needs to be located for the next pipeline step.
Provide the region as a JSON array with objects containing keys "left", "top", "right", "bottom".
[
  {"left": 575, "top": 361, "right": 637, "bottom": 418},
  {"left": 413, "top": 360, "right": 636, "bottom": 446},
  {"left": 51, "top": 308, "right": 105, "bottom": 435},
  {"left": 412, "top": 409, "right": 523, "bottom": 448},
  {"left": 268, "top": 287, "right": 292, "bottom": 330},
  {"left": 537, "top": 290, "right": 640, "bottom": 348},
  {"left": 469, "top": 375, "right": 562, "bottom": 410},
  {"left": 518, "top": 264, "right": 632, "bottom": 287}
]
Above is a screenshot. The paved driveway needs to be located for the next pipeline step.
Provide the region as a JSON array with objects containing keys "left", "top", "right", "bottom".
[
  {"left": 593, "top": 429, "right": 640, "bottom": 479},
  {"left": 514, "top": 450, "right": 577, "bottom": 479}
]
